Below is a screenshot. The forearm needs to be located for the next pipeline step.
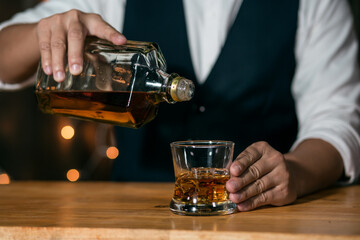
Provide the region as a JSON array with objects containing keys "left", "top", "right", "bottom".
[
  {"left": 0, "top": 23, "right": 40, "bottom": 83},
  {"left": 285, "top": 139, "right": 344, "bottom": 198}
]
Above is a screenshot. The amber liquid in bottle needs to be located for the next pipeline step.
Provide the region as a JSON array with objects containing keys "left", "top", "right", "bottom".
[
  {"left": 36, "top": 90, "right": 160, "bottom": 128},
  {"left": 172, "top": 168, "right": 230, "bottom": 204},
  {"left": 35, "top": 38, "right": 194, "bottom": 128}
]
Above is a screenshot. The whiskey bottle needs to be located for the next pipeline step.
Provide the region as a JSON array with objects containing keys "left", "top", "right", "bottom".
[{"left": 35, "top": 37, "right": 195, "bottom": 128}]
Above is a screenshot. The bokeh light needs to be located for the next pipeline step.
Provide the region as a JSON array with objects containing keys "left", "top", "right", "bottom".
[
  {"left": 67, "top": 169, "right": 80, "bottom": 182},
  {"left": 61, "top": 125, "right": 75, "bottom": 140},
  {"left": 0, "top": 173, "right": 10, "bottom": 184},
  {"left": 106, "top": 146, "right": 119, "bottom": 159}
]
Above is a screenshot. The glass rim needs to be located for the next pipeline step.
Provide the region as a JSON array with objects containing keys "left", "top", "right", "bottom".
[{"left": 170, "top": 140, "right": 234, "bottom": 148}]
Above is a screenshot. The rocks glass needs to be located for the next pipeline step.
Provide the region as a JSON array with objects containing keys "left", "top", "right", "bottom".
[{"left": 170, "top": 140, "right": 236, "bottom": 216}]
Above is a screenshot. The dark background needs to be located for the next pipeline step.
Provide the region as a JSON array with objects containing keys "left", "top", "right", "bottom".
[{"left": 0, "top": 0, "right": 359, "bottom": 181}]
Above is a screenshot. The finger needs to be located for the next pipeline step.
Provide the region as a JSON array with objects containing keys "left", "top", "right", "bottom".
[
  {"left": 83, "top": 13, "right": 126, "bottom": 45},
  {"left": 229, "top": 171, "right": 278, "bottom": 203},
  {"left": 50, "top": 26, "right": 67, "bottom": 82},
  {"left": 37, "top": 20, "right": 52, "bottom": 75},
  {"left": 67, "top": 21, "right": 86, "bottom": 75},
  {"left": 237, "top": 188, "right": 274, "bottom": 212},
  {"left": 227, "top": 155, "right": 273, "bottom": 193},
  {"left": 226, "top": 163, "right": 271, "bottom": 193},
  {"left": 230, "top": 145, "right": 262, "bottom": 177},
  {"left": 230, "top": 157, "right": 276, "bottom": 192},
  {"left": 234, "top": 165, "right": 295, "bottom": 211}
]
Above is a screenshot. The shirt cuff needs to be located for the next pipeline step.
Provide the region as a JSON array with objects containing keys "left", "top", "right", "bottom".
[{"left": 0, "top": 75, "right": 35, "bottom": 91}]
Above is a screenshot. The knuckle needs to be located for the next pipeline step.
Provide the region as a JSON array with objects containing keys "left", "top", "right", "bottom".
[
  {"left": 248, "top": 165, "right": 260, "bottom": 179},
  {"left": 89, "top": 13, "right": 103, "bottom": 21},
  {"left": 39, "top": 41, "right": 51, "bottom": 51},
  {"left": 240, "top": 146, "right": 262, "bottom": 165},
  {"left": 66, "top": 9, "right": 82, "bottom": 18},
  {"left": 252, "top": 192, "right": 268, "bottom": 209},
  {"left": 246, "top": 200, "right": 256, "bottom": 211},
  {"left": 272, "top": 151, "right": 283, "bottom": 161},
  {"left": 254, "top": 141, "right": 268, "bottom": 149},
  {"left": 242, "top": 149, "right": 252, "bottom": 157},
  {"left": 254, "top": 179, "right": 265, "bottom": 193},
  {"left": 51, "top": 13, "right": 63, "bottom": 24},
  {"left": 51, "top": 39, "right": 66, "bottom": 50},
  {"left": 247, "top": 192, "right": 270, "bottom": 210},
  {"left": 37, "top": 18, "right": 49, "bottom": 28},
  {"left": 239, "top": 150, "right": 253, "bottom": 164},
  {"left": 68, "top": 29, "right": 84, "bottom": 40},
  {"left": 259, "top": 192, "right": 268, "bottom": 204}
]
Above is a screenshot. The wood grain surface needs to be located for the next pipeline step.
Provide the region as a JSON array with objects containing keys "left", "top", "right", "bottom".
[{"left": 0, "top": 181, "right": 359, "bottom": 240}]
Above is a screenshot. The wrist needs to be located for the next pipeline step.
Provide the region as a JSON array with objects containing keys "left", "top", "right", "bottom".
[
  {"left": 284, "top": 139, "right": 344, "bottom": 198},
  {"left": 284, "top": 154, "right": 304, "bottom": 198}
]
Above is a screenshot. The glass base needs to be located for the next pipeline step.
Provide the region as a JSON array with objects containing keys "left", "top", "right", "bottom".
[{"left": 169, "top": 199, "right": 237, "bottom": 216}]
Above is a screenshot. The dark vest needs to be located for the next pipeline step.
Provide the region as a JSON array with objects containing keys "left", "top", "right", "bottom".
[{"left": 112, "top": 0, "right": 299, "bottom": 181}]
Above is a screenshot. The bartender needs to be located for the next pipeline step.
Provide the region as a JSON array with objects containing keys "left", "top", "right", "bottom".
[{"left": 0, "top": 0, "right": 359, "bottom": 211}]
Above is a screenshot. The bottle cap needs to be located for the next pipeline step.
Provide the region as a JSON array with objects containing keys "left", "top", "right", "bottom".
[{"left": 170, "top": 77, "right": 195, "bottom": 102}]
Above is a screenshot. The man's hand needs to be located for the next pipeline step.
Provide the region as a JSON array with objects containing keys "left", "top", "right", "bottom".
[
  {"left": 36, "top": 9, "right": 127, "bottom": 82},
  {"left": 226, "top": 141, "right": 297, "bottom": 211}
]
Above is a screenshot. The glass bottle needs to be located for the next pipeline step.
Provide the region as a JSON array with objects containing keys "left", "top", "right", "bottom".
[{"left": 35, "top": 37, "right": 195, "bottom": 129}]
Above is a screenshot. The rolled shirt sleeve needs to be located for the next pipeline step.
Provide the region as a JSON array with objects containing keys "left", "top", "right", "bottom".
[
  {"left": 0, "top": 0, "right": 126, "bottom": 91},
  {"left": 292, "top": 0, "right": 360, "bottom": 183}
]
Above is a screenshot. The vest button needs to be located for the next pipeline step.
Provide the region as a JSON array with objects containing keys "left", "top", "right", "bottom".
[{"left": 199, "top": 106, "right": 206, "bottom": 113}]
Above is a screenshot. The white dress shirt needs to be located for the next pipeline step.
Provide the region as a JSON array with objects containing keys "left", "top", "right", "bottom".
[{"left": 0, "top": 0, "right": 359, "bottom": 182}]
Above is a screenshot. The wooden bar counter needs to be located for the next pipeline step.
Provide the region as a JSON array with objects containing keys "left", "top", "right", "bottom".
[{"left": 0, "top": 181, "right": 359, "bottom": 239}]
